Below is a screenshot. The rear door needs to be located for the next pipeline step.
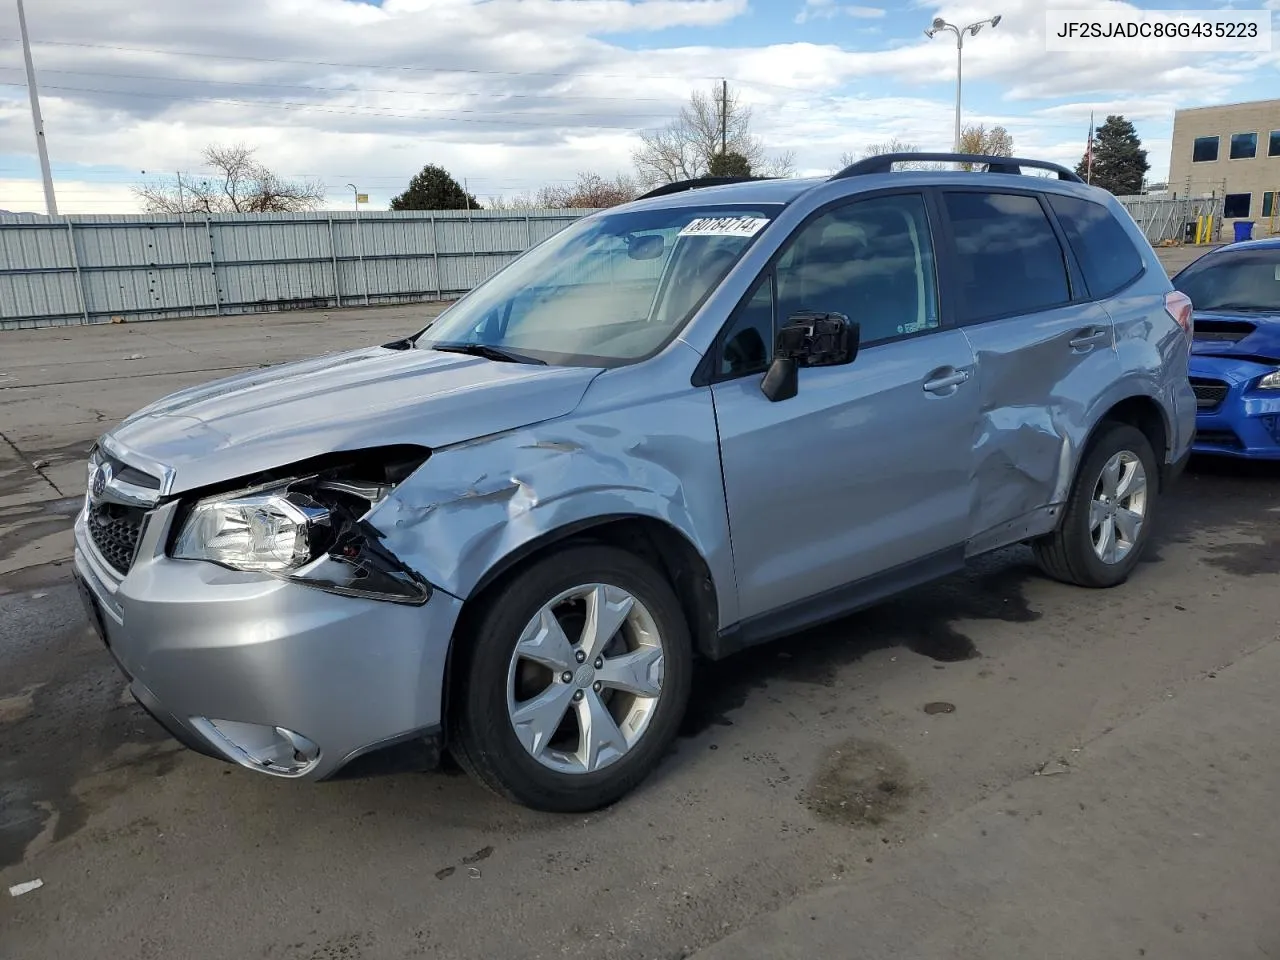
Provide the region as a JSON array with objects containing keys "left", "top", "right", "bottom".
[{"left": 937, "top": 189, "right": 1120, "bottom": 553}]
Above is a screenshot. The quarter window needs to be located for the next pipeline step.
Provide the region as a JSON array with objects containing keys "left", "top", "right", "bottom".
[
  {"left": 1192, "top": 136, "right": 1219, "bottom": 163},
  {"left": 1229, "top": 132, "right": 1258, "bottom": 160},
  {"left": 943, "top": 192, "right": 1071, "bottom": 322},
  {"left": 1048, "top": 194, "right": 1144, "bottom": 297},
  {"left": 1223, "top": 193, "right": 1251, "bottom": 219}
]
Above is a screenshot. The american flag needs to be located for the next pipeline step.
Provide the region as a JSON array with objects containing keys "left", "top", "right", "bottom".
[{"left": 1085, "top": 111, "right": 1095, "bottom": 184}]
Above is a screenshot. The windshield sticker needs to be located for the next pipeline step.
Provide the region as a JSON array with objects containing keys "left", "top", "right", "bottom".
[{"left": 679, "top": 216, "right": 770, "bottom": 238}]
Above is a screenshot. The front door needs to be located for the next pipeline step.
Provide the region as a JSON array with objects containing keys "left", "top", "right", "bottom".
[{"left": 709, "top": 193, "right": 979, "bottom": 622}]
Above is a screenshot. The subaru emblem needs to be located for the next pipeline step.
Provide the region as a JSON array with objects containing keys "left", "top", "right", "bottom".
[{"left": 90, "top": 461, "right": 110, "bottom": 501}]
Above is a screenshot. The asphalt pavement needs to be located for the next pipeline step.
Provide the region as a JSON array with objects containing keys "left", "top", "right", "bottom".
[{"left": 3, "top": 260, "right": 1279, "bottom": 959}]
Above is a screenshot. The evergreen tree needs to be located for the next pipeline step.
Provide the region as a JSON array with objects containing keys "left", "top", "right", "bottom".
[
  {"left": 390, "top": 164, "right": 480, "bottom": 210},
  {"left": 1076, "top": 115, "right": 1149, "bottom": 195},
  {"left": 707, "top": 151, "right": 753, "bottom": 178}
]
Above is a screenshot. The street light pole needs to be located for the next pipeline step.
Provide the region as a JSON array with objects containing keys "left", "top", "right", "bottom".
[
  {"left": 16, "top": 0, "right": 58, "bottom": 216},
  {"left": 925, "top": 14, "right": 1002, "bottom": 154}
]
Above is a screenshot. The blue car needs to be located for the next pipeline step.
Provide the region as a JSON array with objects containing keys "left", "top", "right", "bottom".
[{"left": 1172, "top": 238, "right": 1280, "bottom": 460}]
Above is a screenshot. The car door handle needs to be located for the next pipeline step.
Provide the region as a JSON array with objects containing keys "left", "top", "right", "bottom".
[
  {"left": 923, "top": 368, "right": 970, "bottom": 394},
  {"left": 1069, "top": 328, "right": 1109, "bottom": 350}
]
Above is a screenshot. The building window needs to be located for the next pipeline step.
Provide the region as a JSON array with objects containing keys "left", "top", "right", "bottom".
[
  {"left": 1192, "top": 136, "right": 1219, "bottom": 162},
  {"left": 1223, "top": 193, "right": 1251, "bottom": 219},
  {"left": 1264, "top": 192, "right": 1275, "bottom": 219},
  {"left": 1269, "top": 130, "right": 1280, "bottom": 157},
  {"left": 1229, "top": 132, "right": 1258, "bottom": 160}
]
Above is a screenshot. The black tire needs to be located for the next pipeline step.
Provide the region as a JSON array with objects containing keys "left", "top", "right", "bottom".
[
  {"left": 1033, "top": 421, "right": 1159, "bottom": 588},
  {"left": 450, "top": 544, "right": 693, "bottom": 812}
]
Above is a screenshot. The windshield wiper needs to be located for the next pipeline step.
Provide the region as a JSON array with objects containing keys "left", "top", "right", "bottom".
[{"left": 429, "top": 342, "right": 546, "bottom": 365}]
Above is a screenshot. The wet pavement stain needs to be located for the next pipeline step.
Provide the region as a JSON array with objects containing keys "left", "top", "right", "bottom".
[
  {"left": 923, "top": 701, "right": 956, "bottom": 715},
  {"left": 1200, "top": 532, "right": 1280, "bottom": 577},
  {"left": 681, "top": 553, "right": 1039, "bottom": 736},
  {"left": 802, "top": 737, "right": 912, "bottom": 826}
]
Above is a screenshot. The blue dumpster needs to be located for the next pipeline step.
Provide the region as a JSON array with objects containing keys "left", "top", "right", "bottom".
[{"left": 1233, "top": 220, "right": 1254, "bottom": 242}]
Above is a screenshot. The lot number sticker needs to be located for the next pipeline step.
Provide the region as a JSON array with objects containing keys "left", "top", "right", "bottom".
[{"left": 679, "top": 216, "right": 770, "bottom": 238}]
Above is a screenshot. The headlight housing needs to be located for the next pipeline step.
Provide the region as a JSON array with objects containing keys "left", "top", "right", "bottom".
[
  {"left": 1259, "top": 370, "right": 1280, "bottom": 390},
  {"left": 172, "top": 478, "right": 429, "bottom": 604},
  {"left": 174, "top": 491, "right": 330, "bottom": 572}
]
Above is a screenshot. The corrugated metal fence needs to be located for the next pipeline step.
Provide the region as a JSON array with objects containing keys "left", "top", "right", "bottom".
[
  {"left": 0, "top": 209, "right": 597, "bottom": 331},
  {"left": 1117, "top": 195, "right": 1224, "bottom": 244}
]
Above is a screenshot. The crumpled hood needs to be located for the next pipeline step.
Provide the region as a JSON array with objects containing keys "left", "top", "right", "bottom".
[
  {"left": 1191, "top": 310, "right": 1280, "bottom": 363},
  {"left": 107, "top": 345, "right": 603, "bottom": 494}
]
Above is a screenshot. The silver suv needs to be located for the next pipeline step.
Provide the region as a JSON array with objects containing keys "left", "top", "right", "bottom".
[{"left": 74, "top": 153, "right": 1195, "bottom": 810}]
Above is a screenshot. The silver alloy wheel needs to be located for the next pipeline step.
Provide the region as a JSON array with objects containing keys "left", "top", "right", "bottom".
[
  {"left": 505, "top": 583, "right": 665, "bottom": 775},
  {"left": 1090, "top": 450, "right": 1148, "bottom": 564}
]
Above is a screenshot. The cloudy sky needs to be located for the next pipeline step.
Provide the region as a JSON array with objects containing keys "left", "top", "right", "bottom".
[{"left": 1, "top": 0, "right": 1277, "bottom": 213}]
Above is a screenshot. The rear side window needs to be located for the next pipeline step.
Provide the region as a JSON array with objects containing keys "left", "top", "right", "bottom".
[
  {"left": 1047, "top": 194, "right": 1144, "bottom": 297},
  {"left": 943, "top": 192, "right": 1070, "bottom": 322}
]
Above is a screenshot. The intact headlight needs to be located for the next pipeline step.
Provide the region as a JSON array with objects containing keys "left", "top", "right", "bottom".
[
  {"left": 1259, "top": 370, "right": 1280, "bottom": 390},
  {"left": 174, "top": 491, "right": 331, "bottom": 573}
]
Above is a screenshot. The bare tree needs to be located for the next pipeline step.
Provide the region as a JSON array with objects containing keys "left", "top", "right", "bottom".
[
  {"left": 485, "top": 193, "right": 539, "bottom": 211},
  {"left": 833, "top": 140, "right": 946, "bottom": 173},
  {"left": 135, "top": 144, "right": 326, "bottom": 214},
  {"left": 957, "top": 124, "right": 1014, "bottom": 169},
  {"left": 632, "top": 84, "right": 794, "bottom": 187},
  {"left": 536, "top": 172, "right": 640, "bottom": 209}
]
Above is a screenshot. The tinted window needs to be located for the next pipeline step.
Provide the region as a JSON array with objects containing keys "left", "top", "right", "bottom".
[
  {"left": 719, "top": 275, "right": 774, "bottom": 377},
  {"left": 772, "top": 194, "right": 939, "bottom": 345},
  {"left": 944, "top": 192, "right": 1070, "bottom": 322},
  {"left": 1264, "top": 192, "right": 1276, "bottom": 219},
  {"left": 1223, "top": 193, "right": 1251, "bottom": 219},
  {"left": 1174, "top": 249, "right": 1280, "bottom": 312},
  {"left": 1192, "top": 136, "right": 1219, "bottom": 162},
  {"left": 1229, "top": 132, "right": 1258, "bottom": 160},
  {"left": 1270, "top": 130, "right": 1280, "bottom": 158},
  {"left": 1048, "top": 194, "right": 1144, "bottom": 297}
]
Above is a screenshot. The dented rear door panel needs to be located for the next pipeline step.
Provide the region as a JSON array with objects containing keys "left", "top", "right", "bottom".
[{"left": 961, "top": 300, "right": 1120, "bottom": 552}]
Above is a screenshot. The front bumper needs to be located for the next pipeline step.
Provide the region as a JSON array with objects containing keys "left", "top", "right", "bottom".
[
  {"left": 1189, "top": 356, "right": 1280, "bottom": 460},
  {"left": 74, "top": 499, "right": 462, "bottom": 780}
]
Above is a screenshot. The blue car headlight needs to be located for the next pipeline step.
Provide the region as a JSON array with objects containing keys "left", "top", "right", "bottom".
[{"left": 1259, "top": 370, "right": 1280, "bottom": 390}]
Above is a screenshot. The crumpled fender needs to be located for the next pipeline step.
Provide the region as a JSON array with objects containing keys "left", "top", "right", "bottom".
[{"left": 365, "top": 382, "right": 739, "bottom": 627}]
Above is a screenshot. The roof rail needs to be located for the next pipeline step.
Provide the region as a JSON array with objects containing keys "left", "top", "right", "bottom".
[
  {"left": 830, "top": 153, "right": 1084, "bottom": 184},
  {"left": 635, "top": 175, "right": 775, "bottom": 201}
]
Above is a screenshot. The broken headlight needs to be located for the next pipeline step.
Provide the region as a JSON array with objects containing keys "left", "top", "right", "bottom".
[
  {"left": 174, "top": 491, "right": 330, "bottom": 573},
  {"left": 173, "top": 475, "right": 429, "bottom": 605}
]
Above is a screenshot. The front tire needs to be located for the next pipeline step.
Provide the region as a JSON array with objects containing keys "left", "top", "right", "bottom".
[
  {"left": 1033, "top": 422, "right": 1159, "bottom": 588},
  {"left": 450, "top": 544, "right": 693, "bottom": 811}
]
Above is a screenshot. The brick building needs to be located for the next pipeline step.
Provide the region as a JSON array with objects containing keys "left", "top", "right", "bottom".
[{"left": 1168, "top": 98, "right": 1280, "bottom": 236}]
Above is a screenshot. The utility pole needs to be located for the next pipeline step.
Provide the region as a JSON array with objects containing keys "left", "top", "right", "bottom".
[
  {"left": 16, "top": 0, "right": 58, "bottom": 215},
  {"left": 720, "top": 79, "right": 728, "bottom": 156}
]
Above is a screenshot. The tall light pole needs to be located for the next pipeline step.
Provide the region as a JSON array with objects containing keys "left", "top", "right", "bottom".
[
  {"left": 16, "top": 0, "right": 58, "bottom": 215},
  {"left": 925, "top": 14, "right": 1002, "bottom": 153}
]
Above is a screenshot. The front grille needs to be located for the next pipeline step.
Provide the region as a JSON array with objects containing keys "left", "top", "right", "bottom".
[
  {"left": 1195, "top": 428, "right": 1243, "bottom": 450},
  {"left": 87, "top": 502, "right": 146, "bottom": 576},
  {"left": 1190, "top": 377, "right": 1229, "bottom": 410}
]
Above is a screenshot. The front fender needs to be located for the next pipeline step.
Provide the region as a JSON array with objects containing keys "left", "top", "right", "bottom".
[{"left": 366, "top": 386, "right": 739, "bottom": 627}]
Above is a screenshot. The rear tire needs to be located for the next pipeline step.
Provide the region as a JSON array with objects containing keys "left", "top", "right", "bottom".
[
  {"left": 1033, "top": 422, "right": 1159, "bottom": 588},
  {"left": 450, "top": 544, "right": 692, "bottom": 812}
]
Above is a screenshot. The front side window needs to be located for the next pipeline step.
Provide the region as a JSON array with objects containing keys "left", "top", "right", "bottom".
[
  {"left": 1047, "top": 194, "right": 1144, "bottom": 297},
  {"left": 944, "top": 192, "right": 1070, "bottom": 322},
  {"left": 1174, "top": 249, "right": 1280, "bottom": 313},
  {"left": 1193, "top": 136, "right": 1219, "bottom": 163},
  {"left": 1230, "top": 132, "right": 1258, "bottom": 160},
  {"left": 1223, "top": 193, "right": 1251, "bottom": 219},
  {"left": 416, "top": 204, "right": 781, "bottom": 366}
]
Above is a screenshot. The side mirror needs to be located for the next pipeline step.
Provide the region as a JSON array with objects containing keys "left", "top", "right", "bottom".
[
  {"left": 627, "top": 234, "right": 665, "bottom": 260},
  {"left": 760, "top": 312, "right": 860, "bottom": 403}
]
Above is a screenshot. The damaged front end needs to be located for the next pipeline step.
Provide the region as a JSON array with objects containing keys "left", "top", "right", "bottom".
[{"left": 168, "top": 445, "right": 434, "bottom": 604}]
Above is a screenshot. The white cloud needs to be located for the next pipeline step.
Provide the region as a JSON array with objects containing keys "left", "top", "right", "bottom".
[{"left": 796, "top": 1, "right": 886, "bottom": 24}]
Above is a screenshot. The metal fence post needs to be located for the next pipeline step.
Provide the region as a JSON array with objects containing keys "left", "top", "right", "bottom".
[
  {"left": 430, "top": 213, "right": 442, "bottom": 300},
  {"left": 354, "top": 210, "right": 369, "bottom": 306},
  {"left": 64, "top": 219, "right": 89, "bottom": 324},
  {"left": 524, "top": 212, "right": 532, "bottom": 250},
  {"left": 327, "top": 217, "right": 342, "bottom": 308},
  {"left": 206, "top": 217, "right": 221, "bottom": 315},
  {"left": 177, "top": 212, "right": 196, "bottom": 316}
]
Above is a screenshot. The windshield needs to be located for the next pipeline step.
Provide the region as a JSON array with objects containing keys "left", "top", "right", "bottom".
[
  {"left": 1174, "top": 249, "right": 1280, "bottom": 313},
  {"left": 415, "top": 204, "right": 782, "bottom": 365}
]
